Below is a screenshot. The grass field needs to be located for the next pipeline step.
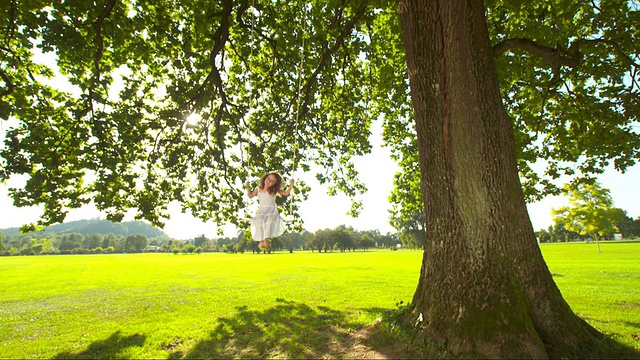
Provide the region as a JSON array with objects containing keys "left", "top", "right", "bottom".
[{"left": 0, "top": 242, "right": 639, "bottom": 358}]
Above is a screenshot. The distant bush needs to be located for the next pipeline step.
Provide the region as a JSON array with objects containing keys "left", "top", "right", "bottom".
[
  {"left": 172, "top": 248, "right": 179, "bottom": 255},
  {"left": 196, "top": 247, "right": 202, "bottom": 254},
  {"left": 72, "top": 247, "right": 89, "bottom": 254},
  {"left": 92, "top": 247, "right": 104, "bottom": 254},
  {"left": 32, "top": 244, "right": 43, "bottom": 255},
  {"left": 221, "top": 244, "right": 235, "bottom": 253},
  {"left": 183, "top": 244, "right": 196, "bottom": 254},
  {"left": 19, "top": 247, "right": 35, "bottom": 256},
  {"left": 104, "top": 246, "right": 115, "bottom": 253}
]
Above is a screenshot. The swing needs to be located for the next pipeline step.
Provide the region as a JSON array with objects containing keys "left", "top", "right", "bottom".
[{"left": 240, "top": 0, "right": 306, "bottom": 224}]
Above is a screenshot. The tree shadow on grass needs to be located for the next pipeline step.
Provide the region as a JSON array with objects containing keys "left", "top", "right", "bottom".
[
  {"left": 53, "top": 330, "right": 146, "bottom": 359},
  {"left": 181, "top": 299, "right": 415, "bottom": 359}
]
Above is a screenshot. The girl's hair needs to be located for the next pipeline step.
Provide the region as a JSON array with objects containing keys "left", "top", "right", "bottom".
[{"left": 259, "top": 171, "right": 283, "bottom": 195}]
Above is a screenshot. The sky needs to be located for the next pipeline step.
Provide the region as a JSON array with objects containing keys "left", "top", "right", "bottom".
[{"left": 1, "top": 119, "right": 638, "bottom": 239}]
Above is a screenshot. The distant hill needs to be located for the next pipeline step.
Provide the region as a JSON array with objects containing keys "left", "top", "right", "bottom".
[{"left": 0, "top": 218, "right": 167, "bottom": 238}]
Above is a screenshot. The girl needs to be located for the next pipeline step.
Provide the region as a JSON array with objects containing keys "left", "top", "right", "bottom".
[{"left": 245, "top": 171, "right": 294, "bottom": 249}]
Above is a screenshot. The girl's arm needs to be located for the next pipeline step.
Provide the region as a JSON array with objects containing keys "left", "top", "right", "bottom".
[
  {"left": 245, "top": 181, "right": 258, "bottom": 198},
  {"left": 279, "top": 179, "right": 294, "bottom": 196}
]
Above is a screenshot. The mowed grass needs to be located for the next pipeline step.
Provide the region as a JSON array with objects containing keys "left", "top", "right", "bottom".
[
  {"left": 539, "top": 241, "right": 640, "bottom": 352},
  {"left": 0, "top": 242, "right": 638, "bottom": 358},
  {"left": 0, "top": 250, "right": 420, "bottom": 359}
]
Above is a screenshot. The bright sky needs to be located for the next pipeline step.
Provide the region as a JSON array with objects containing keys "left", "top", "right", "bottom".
[{"left": 1, "top": 119, "right": 638, "bottom": 239}]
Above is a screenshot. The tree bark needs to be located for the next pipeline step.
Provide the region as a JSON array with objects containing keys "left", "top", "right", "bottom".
[{"left": 396, "top": 0, "right": 602, "bottom": 357}]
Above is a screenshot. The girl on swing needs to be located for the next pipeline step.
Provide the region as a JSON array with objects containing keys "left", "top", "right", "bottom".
[{"left": 245, "top": 171, "right": 294, "bottom": 249}]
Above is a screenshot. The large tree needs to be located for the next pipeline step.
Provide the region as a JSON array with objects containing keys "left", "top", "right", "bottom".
[
  {"left": 397, "top": 1, "right": 615, "bottom": 356},
  {"left": 1, "top": 0, "right": 638, "bottom": 357}
]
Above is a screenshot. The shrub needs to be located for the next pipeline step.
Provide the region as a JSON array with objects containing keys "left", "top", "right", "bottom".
[
  {"left": 32, "top": 244, "right": 43, "bottom": 255},
  {"left": 19, "top": 247, "right": 35, "bottom": 256},
  {"left": 72, "top": 247, "right": 89, "bottom": 254}
]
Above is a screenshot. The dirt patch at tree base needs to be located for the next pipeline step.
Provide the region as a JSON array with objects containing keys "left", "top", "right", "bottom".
[{"left": 333, "top": 321, "right": 427, "bottom": 359}]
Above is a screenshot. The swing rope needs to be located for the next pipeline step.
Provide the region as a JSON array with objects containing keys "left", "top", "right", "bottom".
[
  {"left": 239, "top": 0, "right": 258, "bottom": 221},
  {"left": 288, "top": 0, "right": 306, "bottom": 219},
  {"left": 242, "top": 1, "right": 305, "bottom": 222}
]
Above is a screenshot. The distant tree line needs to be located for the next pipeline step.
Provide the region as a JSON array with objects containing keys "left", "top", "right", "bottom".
[
  {"left": 0, "top": 219, "right": 166, "bottom": 238},
  {"left": 189, "top": 226, "right": 401, "bottom": 254},
  {"left": 0, "top": 225, "right": 401, "bottom": 256},
  {"left": 390, "top": 181, "right": 640, "bottom": 246},
  {"left": 536, "top": 210, "right": 640, "bottom": 243},
  {"left": 0, "top": 231, "right": 155, "bottom": 256}
]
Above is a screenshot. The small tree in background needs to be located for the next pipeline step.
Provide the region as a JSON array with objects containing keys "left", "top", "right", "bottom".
[
  {"left": 124, "top": 234, "right": 148, "bottom": 253},
  {"left": 552, "top": 182, "right": 619, "bottom": 252},
  {"left": 182, "top": 244, "right": 196, "bottom": 254},
  {"left": 194, "top": 235, "right": 208, "bottom": 249}
]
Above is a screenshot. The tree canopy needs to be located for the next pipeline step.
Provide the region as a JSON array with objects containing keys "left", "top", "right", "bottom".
[
  {"left": 552, "top": 182, "right": 621, "bottom": 244},
  {"left": 1, "top": 1, "right": 638, "bottom": 232},
  {"left": 387, "top": 0, "right": 640, "bottom": 233},
  {"left": 1, "top": 0, "right": 376, "bottom": 230}
]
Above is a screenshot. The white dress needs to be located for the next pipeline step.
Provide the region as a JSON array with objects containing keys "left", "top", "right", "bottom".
[{"left": 249, "top": 191, "right": 286, "bottom": 242}]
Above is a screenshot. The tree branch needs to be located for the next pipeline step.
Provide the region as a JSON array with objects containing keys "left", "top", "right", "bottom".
[
  {"left": 578, "top": 38, "right": 640, "bottom": 69},
  {"left": 0, "top": 68, "right": 14, "bottom": 98},
  {"left": 189, "top": 0, "right": 232, "bottom": 109},
  {"left": 493, "top": 38, "right": 583, "bottom": 69},
  {"left": 87, "top": 0, "right": 116, "bottom": 143},
  {"left": 297, "top": 0, "right": 370, "bottom": 144},
  {"left": 302, "top": 0, "right": 370, "bottom": 102},
  {"left": 1, "top": 0, "right": 17, "bottom": 51},
  {"left": 92, "top": 0, "right": 117, "bottom": 81},
  {"left": 495, "top": 36, "right": 640, "bottom": 94},
  {"left": 0, "top": 0, "right": 17, "bottom": 98}
]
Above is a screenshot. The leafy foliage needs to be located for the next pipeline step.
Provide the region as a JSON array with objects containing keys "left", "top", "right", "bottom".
[
  {"left": 489, "top": 1, "right": 640, "bottom": 201},
  {"left": 552, "top": 182, "right": 620, "bottom": 240},
  {"left": 1, "top": 1, "right": 638, "bottom": 235},
  {"left": 1, "top": 0, "right": 377, "bottom": 230},
  {"left": 385, "top": 0, "right": 639, "bottom": 233}
]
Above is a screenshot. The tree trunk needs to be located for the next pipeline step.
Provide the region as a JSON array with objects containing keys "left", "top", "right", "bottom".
[{"left": 396, "top": 0, "right": 602, "bottom": 357}]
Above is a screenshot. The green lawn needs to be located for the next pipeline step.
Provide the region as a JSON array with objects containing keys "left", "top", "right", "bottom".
[
  {"left": 539, "top": 241, "right": 640, "bottom": 353},
  {"left": 0, "top": 242, "right": 638, "bottom": 358}
]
